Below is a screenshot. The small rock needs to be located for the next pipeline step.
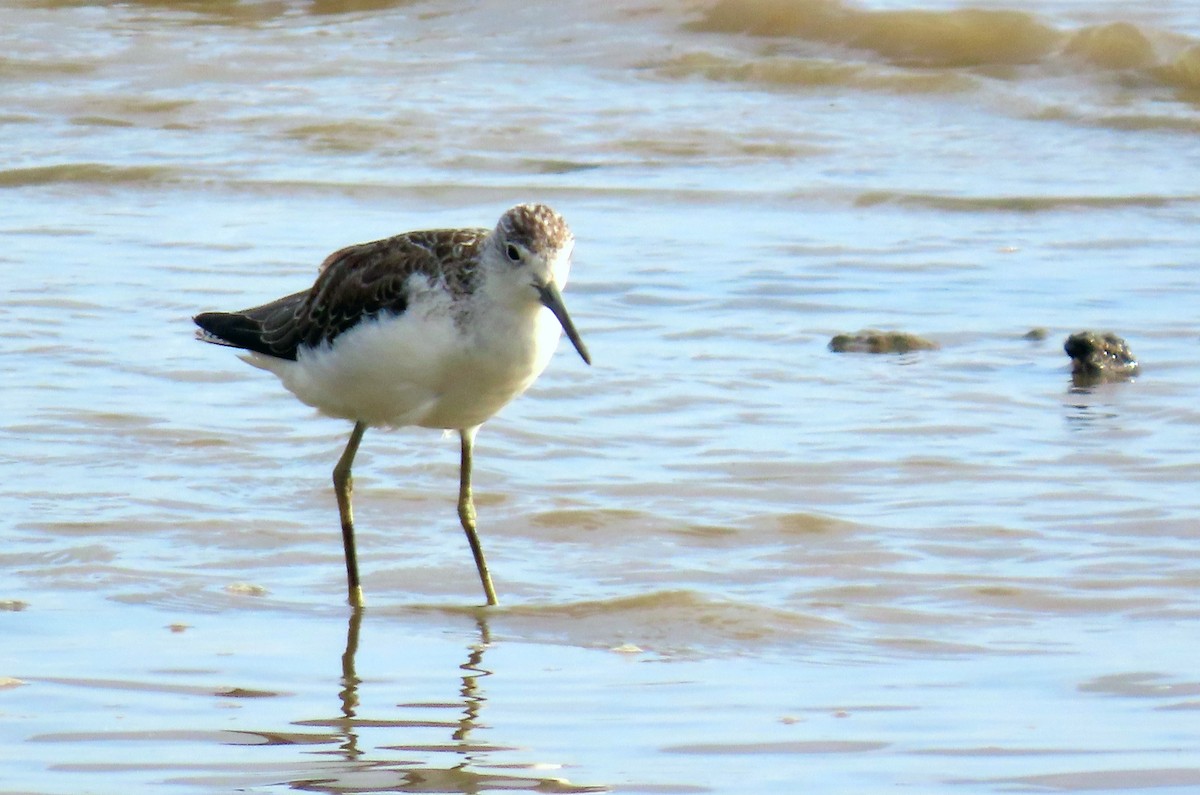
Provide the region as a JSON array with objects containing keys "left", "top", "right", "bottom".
[
  {"left": 1023, "top": 327, "right": 1049, "bottom": 341},
  {"left": 1064, "top": 331, "right": 1139, "bottom": 385},
  {"left": 829, "top": 330, "right": 937, "bottom": 354}
]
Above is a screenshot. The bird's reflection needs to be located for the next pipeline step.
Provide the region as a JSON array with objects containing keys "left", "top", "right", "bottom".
[
  {"left": 276, "top": 608, "right": 600, "bottom": 795},
  {"left": 331, "top": 608, "right": 492, "bottom": 764}
]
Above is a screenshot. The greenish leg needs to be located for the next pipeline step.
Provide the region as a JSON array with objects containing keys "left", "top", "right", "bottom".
[
  {"left": 458, "top": 426, "right": 498, "bottom": 607},
  {"left": 333, "top": 421, "right": 368, "bottom": 609}
]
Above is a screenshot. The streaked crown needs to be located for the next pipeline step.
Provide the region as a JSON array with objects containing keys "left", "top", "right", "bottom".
[{"left": 496, "top": 203, "right": 574, "bottom": 256}]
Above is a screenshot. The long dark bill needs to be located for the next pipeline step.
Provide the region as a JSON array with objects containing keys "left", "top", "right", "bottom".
[{"left": 536, "top": 282, "right": 591, "bottom": 366}]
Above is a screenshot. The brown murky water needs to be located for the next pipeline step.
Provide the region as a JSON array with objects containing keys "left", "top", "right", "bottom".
[{"left": 3, "top": 0, "right": 1199, "bottom": 792}]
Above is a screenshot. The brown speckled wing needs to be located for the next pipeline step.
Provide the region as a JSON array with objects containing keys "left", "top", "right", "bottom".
[{"left": 195, "top": 228, "right": 487, "bottom": 361}]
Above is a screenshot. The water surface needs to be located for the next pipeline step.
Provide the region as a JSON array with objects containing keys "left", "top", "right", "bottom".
[{"left": 2, "top": 0, "right": 1199, "bottom": 792}]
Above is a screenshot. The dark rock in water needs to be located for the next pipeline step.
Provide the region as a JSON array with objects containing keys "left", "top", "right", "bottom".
[
  {"left": 1023, "top": 327, "right": 1049, "bottom": 341},
  {"left": 829, "top": 330, "right": 938, "bottom": 354},
  {"left": 1064, "top": 331, "right": 1139, "bottom": 385}
]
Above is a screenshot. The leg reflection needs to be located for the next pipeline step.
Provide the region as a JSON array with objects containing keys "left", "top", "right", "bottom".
[
  {"left": 336, "top": 607, "right": 364, "bottom": 759},
  {"left": 283, "top": 610, "right": 603, "bottom": 794},
  {"left": 452, "top": 616, "right": 491, "bottom": 745}
]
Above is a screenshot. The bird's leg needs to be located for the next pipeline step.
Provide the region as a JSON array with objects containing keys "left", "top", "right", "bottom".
[
  {"left": 333, "top": 421, "right": 368, "bottom": 609},
  {"left": 458, "top": 427, "right": 498, "bottom": 606}
]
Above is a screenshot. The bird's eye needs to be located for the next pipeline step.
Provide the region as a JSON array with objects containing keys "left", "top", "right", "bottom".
[{"left": 505, "top": 243, "right": 521, "bottom": 262}]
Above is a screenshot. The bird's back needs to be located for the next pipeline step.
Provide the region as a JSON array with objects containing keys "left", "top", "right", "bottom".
[{"left": 194, "top": 228, "right": 488, "bottom": 362}]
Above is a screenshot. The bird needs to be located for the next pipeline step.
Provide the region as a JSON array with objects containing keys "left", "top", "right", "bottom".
[{"left": 193, "top": 203, "right": 590, "bottom": 609}]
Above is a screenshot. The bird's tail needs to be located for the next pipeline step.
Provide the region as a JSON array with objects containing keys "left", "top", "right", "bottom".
[{"left": 193, "top": 311, "right": 263, "bottom": 352}]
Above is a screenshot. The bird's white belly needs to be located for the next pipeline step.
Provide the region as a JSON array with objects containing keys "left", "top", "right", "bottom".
[{"left": 245, "top": 303, "right": 561, "bottom": 430}]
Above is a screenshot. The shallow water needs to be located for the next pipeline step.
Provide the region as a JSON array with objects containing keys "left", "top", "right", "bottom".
[{"left": 2, "top": 0, "right": 1199, "bottom": 792}]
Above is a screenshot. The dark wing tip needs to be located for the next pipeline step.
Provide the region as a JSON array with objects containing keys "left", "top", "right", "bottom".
[
  {"left": 193, "top": 311, "right": 221, "bottom": 331},
  {"left": 193, "top": 289, "right": 310, "bottom": 361},
  {"left": 194, "top": 311, "right": 245, "bottom": 342},
  {"left": 193, "top": 310, "right": 286, "bottom": 358}
]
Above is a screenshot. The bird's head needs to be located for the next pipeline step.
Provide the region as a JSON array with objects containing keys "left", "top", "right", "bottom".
[{"left": 491, "top": 203, "right": 590, "bottom": 365}]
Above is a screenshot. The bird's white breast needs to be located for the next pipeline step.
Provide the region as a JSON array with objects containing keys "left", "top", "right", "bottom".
[{"left": 244, "top": 274, "right": 562, "bottom": 430}]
